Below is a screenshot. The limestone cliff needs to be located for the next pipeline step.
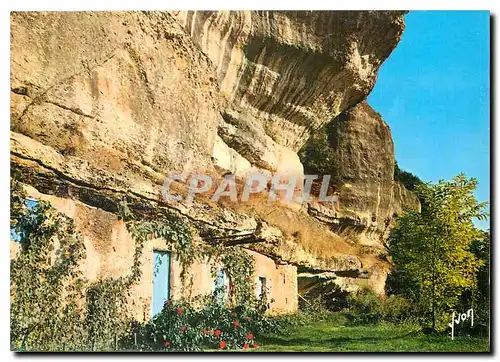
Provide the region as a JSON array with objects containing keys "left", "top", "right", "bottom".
[
  {"left": 172, "top": 10, "right": 407, "bottom": 176},
  {"left": 302, "top": 101, "right": 420, "bottom": 294},
  {"left": 10, "top": 10, "right": 419, "bottom": 295},
  {"left": 306, "top": 101, "right": 420, "bottom": 247}
]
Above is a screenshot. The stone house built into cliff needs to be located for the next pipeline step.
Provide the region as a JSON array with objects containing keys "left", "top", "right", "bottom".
[
  {"left": 10, "top": 185, "right": 298, "bottom": 321},
  {"left": 11, "top": 11, "right": 420, "bottom": 323}
]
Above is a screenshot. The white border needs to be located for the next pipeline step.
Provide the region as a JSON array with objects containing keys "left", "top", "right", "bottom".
[
  {"left": 2, "top": 1, "right": 497, "bottom": 361},
  {"left": 0, "top": 1, "right": 497, "bottom": 11}
]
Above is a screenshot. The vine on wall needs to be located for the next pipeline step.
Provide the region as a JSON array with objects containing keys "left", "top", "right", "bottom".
[
  {"left": 10, "top": 180, "right": 87, "bottom": 351},
  {"left": 10, "top": 181, "right": 257, "bottom": 351},
  {"left": 126, "top": 217, "right": 197, "bottom": 286},
  {"left": 209, "top": 242, "right": 257, "bottom": 305},
  {"left": 118, "top": 199, "right": 258, "bottom": 304}
]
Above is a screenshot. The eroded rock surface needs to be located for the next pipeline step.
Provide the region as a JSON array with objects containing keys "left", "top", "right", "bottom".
[
  {"left": 306, "top": 102, "right": 420, "bottom": 248},
  {"left": 173, "top": 10, "right": 406, "bottom": 176},
  {"left": 11, "top": 11, "right": 221, "bottom": 176},
  {"left": 11, "top": 11, "right": 418, "bottom": 295}
]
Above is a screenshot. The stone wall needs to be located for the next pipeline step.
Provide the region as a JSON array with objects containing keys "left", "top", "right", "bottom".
[{"left": 11, "top": 183, "right": 297, "bottom": 321}]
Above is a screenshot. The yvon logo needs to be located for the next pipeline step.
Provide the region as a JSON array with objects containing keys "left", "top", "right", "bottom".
[{"left": 449, "top": 308, "right": 474, "bottom": 340}]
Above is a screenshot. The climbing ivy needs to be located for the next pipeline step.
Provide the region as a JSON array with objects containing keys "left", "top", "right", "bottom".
[
  {"left": 10, "top": 181, "right": 144, "bottom": 351},
  {"left": 10, "top": 181, "right": 87, "bottom": 351},
  {"left": 118, "top": 201, "right": 258, "bottom": 304},
  {"left": 11, "top": 180, "right": 258, "bottom": 351},
  {"left": 127, "top": 217, "right": 196, "bottom": 285},
  {"left": 124, "top": 216, "right": 258, "bottom": 304},
  {"left": 85, "top": 278, "right": 131, "bottom": 351},
  {"left": 209, "top": 243, "right": 257, "bottom": 305}
]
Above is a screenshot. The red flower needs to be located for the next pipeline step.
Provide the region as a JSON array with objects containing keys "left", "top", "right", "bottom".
[
  {"left": 243, "top": 343, "right": 249, "bottom": 350},
  {"left": 232, "top": 312, "right": 238, "bottom": 317},
  {"left": 177, "top": 307, "right": 183, "bottom": 315},
  {"left": 164, "top": 340, "right": 170, "bottom": 348},
  {"left": 252, "top": 343, "right": 259, "bottom": 349},
  {"left": 246, "top": 333, "right": 254, "bottom": 340},
  {"left": 244, "top": 316, "right": 251, "bottom": 321},
  {"left": 208, "top": 329, "right": 214, "bottom": 335},
  {"left": 219, "top": 340, "right": 227, "bottom": 349},
  {"left": 180, "top": 326, "right": 187, "bottom": 333},
  {"left": 233, "top": 320, "right": 239, "bottom": 327},
  {"left": 214, "top": 329, "right": 221, "bottom": 338}
]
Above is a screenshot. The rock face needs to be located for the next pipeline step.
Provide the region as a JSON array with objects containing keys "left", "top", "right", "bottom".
[
  {"left": 172, "top": 10, "right": 406, "bottom": 175},
  {"left": 11, "top": 11, "right": 221, "bottom": 177},
  {"left": 301, "top": 102, "right": 420, "bottom": 294},
  {"left": 307, "top": 102, "right": 420, "bottom": 247},
  {"left": 10, "top": 11, "right": 418, "bottom": 298}
]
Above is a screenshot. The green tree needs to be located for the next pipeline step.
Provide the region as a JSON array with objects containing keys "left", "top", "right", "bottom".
[
  {"left": 387, "top": 174, "right": 488, "bottom": 331},
  {"left": 394, "top": 161, "right": 423, "bottom": 191},
  {"left": 467, "top": 230, "right": 490, "bottom": 335}
]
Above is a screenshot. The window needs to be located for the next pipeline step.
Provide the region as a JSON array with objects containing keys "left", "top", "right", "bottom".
[
  {"left": 151, "top": 250, "right": 171, "bottom": 317},
  {"left": 11, "top": 199, "right": 38, "bottom": 242},
  {"left": 256, "top": 276, "right": 267, "bottom": 300},
  {"left": 212, "top": 268, "right": 229, "bottom": 304}
]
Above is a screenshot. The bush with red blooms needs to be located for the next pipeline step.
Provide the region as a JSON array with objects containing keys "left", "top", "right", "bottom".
[
  {"left": 218, "top": 340, "right": 227, "bottom": 349},
  {"left": 132, "top": 296, "right": 274, "bottom": 351}
]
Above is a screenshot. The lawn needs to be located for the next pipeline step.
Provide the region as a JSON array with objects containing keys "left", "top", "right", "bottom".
[{"left": 254, "top": 319, "right": 489, "bottom": 352}]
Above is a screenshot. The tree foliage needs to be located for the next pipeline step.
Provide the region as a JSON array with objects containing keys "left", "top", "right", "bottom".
[
  {"left": 394, "top": 161, "right": 423, "bottom": 191},
  {"left": 467, "top": 230, "right": 490, "bottom": 335},
  {"left": 387, "top": 174, "right": 488, "bottom": 331}
]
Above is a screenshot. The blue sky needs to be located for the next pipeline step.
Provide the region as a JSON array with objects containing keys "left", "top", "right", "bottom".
[{"left": 368, "top": 10, "right": 490, "bottom": 230}]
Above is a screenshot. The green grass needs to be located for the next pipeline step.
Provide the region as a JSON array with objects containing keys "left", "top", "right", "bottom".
[{"left": 255, "top": 319, "right": 489, "bottom": 352}]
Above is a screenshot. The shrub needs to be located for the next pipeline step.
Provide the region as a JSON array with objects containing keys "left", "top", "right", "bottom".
[
  {"left": 131, "top": 296, "right": 272, "bottom": 351},
  {"left": 379, "top": 295, "right": 413, "bottom": 323},
  {"left": 346, "top": 289, "right": 383, "bottom": 324},
  {"left": 345, "top": 289, "right": 413, "bottom": 325}
]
